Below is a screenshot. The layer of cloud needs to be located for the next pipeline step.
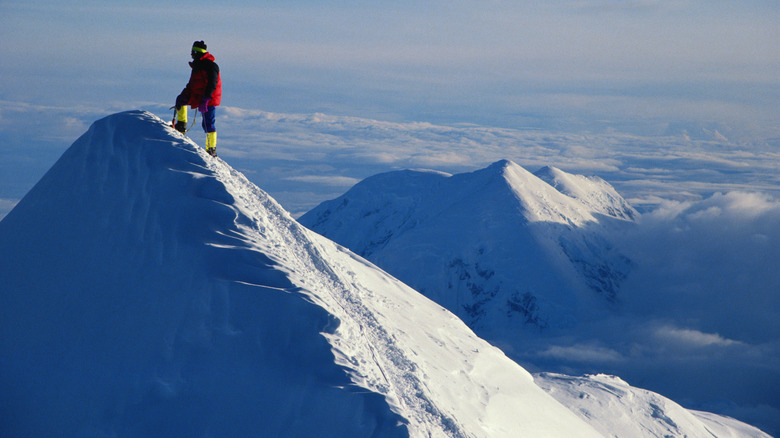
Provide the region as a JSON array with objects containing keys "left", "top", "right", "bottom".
[
  {"left": 213, "top": 106, "right": 780, "bottom": 213},
  {"left": 510, "top": 187, "right": 780, "bottom": 435},
  {"left": 537, "top": 344, "right": 625, "bottom": 364},
  {"left": 4, "top": 102, "right": 779, "bottom": 218},
  {"left": 284, "top": 175, "right": 360, "bottom": 187}
]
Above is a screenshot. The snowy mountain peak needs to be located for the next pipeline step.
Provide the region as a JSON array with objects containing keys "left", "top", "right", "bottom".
[
  {"left": 494, "top": 160, "right": 598, "bottom": 225},
  {"left": 534, "top": 165, "right": 638, "bottom": 221},
  {"left": 301, "top": 159, "right": 635, "bottom": 334},
  {"left": 0, "top": 111, "right": 606, "bottom": 438},
  {"left": 484, "top": 158, "right": 521, "bottom": 176},
  {"left": 466, "top": 159, "right": 635, "bottom": 226}
]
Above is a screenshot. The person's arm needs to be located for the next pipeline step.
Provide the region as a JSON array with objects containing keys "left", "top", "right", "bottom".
[{"left": 202, "top": 61, "right": 219, "bottom": 102}]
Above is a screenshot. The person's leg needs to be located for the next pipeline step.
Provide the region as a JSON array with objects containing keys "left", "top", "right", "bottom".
[
  {"left": 202, "top": 106, "right": 217, "bottom": 156},
  {"left": 206, "top": 131, "right": 217, "bottom": 157},
  {"left": 175, "top": 106, "right": 188, "bottom": 133}
]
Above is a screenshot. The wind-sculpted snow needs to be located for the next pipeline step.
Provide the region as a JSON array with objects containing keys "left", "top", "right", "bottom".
[
  {"left": 0, "top": 111, "right": 606, "bottom": 437},
  {"left": 535, "top": 373, "right": 771, "bottom": 438}
]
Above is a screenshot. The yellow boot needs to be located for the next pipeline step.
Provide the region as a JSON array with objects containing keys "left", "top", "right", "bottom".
[
  {"left": 206, "top": 131, "right": 217, "bottom": 157},
  {"left": 174, "top": 106, "right": 188, "bottom": 133}
]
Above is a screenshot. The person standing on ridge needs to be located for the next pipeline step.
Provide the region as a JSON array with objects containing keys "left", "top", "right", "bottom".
[{"left": 174, "top": 40, "right": 222, "bottom": 157}]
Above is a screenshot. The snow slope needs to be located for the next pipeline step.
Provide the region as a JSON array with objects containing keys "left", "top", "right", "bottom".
[
  {"left": 0, "top": 111, "right": 605, "bottom": 437},
  {"left": 535, "top": 373, "right": 771, "bottom": 438},
  {"left": 299, "top": 160, "right": 634, "bottom": 340}
]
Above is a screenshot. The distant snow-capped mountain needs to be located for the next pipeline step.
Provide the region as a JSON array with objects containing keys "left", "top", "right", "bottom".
[{"left": 299, "top": 159, "right": 634, "bottom": 337}]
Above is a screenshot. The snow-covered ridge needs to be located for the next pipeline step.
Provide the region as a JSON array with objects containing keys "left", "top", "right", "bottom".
[{"left": 0, "top": 110, "right": 603, "bottom": 437}]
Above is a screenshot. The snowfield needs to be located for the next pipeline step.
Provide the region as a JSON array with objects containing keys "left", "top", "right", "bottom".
[{"left": 0, "top": 111, "right": 771, "bottom": 437}]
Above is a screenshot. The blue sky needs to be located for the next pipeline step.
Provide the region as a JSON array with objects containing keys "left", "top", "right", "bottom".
[
  {"left": 3, "top": 0, "right": 778, "bottom": 128},
  {"left": 1, "top": 0, "right": 778, "bottom": 213},
  {"left": 3, "top": 0, "right": 778, "bottom": 215}
]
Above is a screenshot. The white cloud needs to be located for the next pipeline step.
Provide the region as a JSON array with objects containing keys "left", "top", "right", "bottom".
[
  {"left": 12, "top": 102, "right": 774, "bottom": 221},
  {"left": 284, "top": 175, "right": 360, "bottom": 187},
  {"left": 695, "top": 192, "right": 780, "bottom": 219},
  {"left": 654, "top": 326, "right": 742, "bottom": 348},
  {"left": 4, "top": 102, "right": 780, "bottom": 220},
  {"left": 537, "top": 344, "right": 625, "bottom": 364},
  {"left": 621, "top": 191, "right": 780, "bottom": 347}
]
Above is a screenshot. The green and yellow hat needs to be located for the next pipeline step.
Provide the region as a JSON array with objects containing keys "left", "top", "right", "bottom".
[{"left": 191, "top": 41, "right": 207, "bottom": 55}]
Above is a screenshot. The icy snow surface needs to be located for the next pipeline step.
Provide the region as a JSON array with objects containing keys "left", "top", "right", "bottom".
[
  {"left": 0, "top": 111, "right": 605, "bottom": 437},
  {"left": 535, "top": 373, "right": 771, "bottom": 438}
]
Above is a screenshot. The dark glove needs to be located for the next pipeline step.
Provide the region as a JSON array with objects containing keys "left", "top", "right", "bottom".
[{"left": 198, "top": 98, "right": 210, "bottom": 113}]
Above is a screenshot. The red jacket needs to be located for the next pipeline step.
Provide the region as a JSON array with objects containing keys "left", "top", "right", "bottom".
[{"left": 181, "top": 52, "right": 222, "bottom": 107}]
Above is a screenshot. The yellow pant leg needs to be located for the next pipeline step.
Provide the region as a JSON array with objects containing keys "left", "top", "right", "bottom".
[
  {"left": 206, "top": 131, "right": 217, "bottom": 156},
  {"left": 176, "top": 106, "right": 188, "bottom": 123}
]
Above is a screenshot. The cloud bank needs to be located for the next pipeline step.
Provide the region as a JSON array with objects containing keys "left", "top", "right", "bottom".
[
  {"left": 211, "top": 106, "right": 780, "bottom": 215},
  {"left": 520, "top": 189, "right": 780, "bottom": 435},
  {"left": 3, "top": 103, "right": 779, "bottom": 219}
]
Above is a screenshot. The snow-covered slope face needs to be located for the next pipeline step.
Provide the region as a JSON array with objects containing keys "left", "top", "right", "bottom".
[
  {"left": 0, "top": 111, "right": 604, "bottom": 438},
  {"left": 300, "top": 160, "right": 634, "bottom": 339},
  {"left": 535, "top": 373, "right": 772, "bottom": 438}
]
